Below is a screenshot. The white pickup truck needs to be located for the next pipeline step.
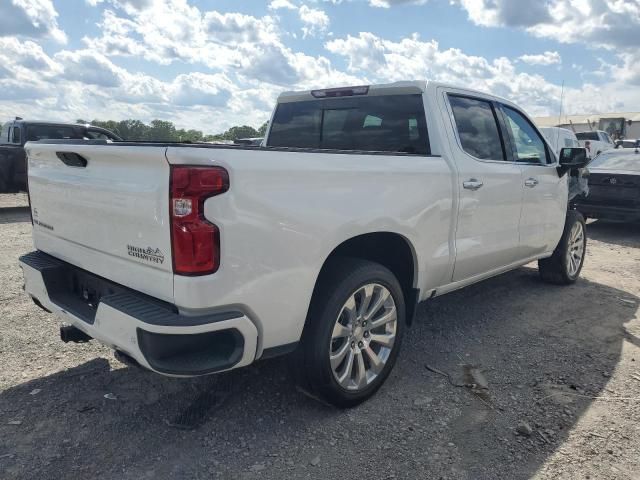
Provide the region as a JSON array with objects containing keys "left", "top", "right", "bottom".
[
  {"left": 575, "top": 130, "right": 615, "bottom": 158},
  {"left": 20, "top": 81, "right": 589, "bottom": 407}
]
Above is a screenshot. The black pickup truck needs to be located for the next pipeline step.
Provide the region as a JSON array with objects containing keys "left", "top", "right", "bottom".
[{"left": 0, "top": 119, "right": 121, "bottom": 192}]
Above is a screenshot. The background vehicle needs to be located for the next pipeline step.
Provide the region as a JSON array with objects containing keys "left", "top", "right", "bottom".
[
  {"left": 540, "top": 127, "right": 580, "bottom": 157},
  {"left": 19, "top": 81, "right": 588, "bottom": 407},
  {"left": 574, "top": 149, "right": 640, "bottom": 222},
  {"left": 0, "top": 119, "right": 121, "bottom": 192},
  {"left": 575, "top": 130, "right": 614, "bottom": 158},
  {"left": 615, "top": 139, "right": 640, "bottom": 149},
  {"left": 540, "top": 127, "right": 589, "bottom": 201}
]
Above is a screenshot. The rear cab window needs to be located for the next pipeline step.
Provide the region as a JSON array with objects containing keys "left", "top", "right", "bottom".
[
  {"left": 85, "top": 128, "right": 119, "bottom": 141},
  {"left": 26, "top": 125, "right": 84, "bottom": 141},
  {"left": 576, "top": 132, "right": 599, "bottom": 141},
  {"left": 268, "top": 94, "right": 430, "bottom": 154}
]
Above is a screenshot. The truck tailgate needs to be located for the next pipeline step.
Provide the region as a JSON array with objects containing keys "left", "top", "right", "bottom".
[{"left": 26, "top": 143, "right": 174, "bottom": 303}]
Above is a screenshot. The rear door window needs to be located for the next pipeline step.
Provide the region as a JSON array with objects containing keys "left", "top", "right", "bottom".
[
  {"left": 268, "top": 94, "right": 430, "bottom": 154},
  {"left": 448, "top": 95, "right": 505, "bottom": 161}
]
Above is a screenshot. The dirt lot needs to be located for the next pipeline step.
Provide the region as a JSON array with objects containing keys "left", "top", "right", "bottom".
[{"left": 1, "top": 192, "right": 639, "bottom": 480}]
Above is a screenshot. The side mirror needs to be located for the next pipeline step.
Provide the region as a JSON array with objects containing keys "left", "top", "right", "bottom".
[{"left": 557, "top": 147, "right": 588, "bottom": 176}]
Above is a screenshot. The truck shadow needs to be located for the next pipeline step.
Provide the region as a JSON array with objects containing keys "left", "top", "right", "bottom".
[
  {"left": 0, "top": 206, "right": 30, "bottom": 225},
  {"left": 0, "top": 268, "right": 638, "bottom": 479},
  {"left": 587, "top": 219, "right": 640, "bottom": 247}
]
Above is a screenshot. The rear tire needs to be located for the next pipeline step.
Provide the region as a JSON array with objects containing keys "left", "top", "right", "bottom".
[
  {"left": 538, "top": 210, "right": 586, "bottom": 285},
  {"left": 291, "top": 258, "right": 405, "bottom": 408}
]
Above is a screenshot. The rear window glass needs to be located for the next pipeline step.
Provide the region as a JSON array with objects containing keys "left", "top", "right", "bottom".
[
  {"left": 26, "top": 125, "right": 83, "bottom": 141},
  {"left": 268, "top": 94, "right": 430, "bottom": 154},
  {"left": 589, "top": 151, "right": 640, "bottom": 171},
  {"left": 576, "top": 132, "right": 599, "bottom": 141}
]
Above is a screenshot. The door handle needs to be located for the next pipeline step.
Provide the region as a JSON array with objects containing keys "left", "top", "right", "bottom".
[
  {"left": 463, "top": 179, "right": 484, "bottom": 191},
  {"left": 524, "top": 178, "right": 539, "bottom": 188}
]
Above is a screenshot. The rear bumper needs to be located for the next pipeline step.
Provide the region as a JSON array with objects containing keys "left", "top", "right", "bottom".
[
  {"left": 19, "top": 251, "right": 258, "bottom": 376},
  {"left": 574, "top": 202, "right": 640, "bottom": 222}
]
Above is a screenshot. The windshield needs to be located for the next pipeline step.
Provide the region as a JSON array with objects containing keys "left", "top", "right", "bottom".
[
  {"left": 576, "top": 132, "right": 599, "bottom": 141},
  {"left": 589, "top": 151, "right": 640, "bottom": 171},
  {"left": 268, "top": 94, "right": 429, "bottom": 154}
]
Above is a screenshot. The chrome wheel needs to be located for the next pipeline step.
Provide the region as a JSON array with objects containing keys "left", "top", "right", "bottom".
[
  {"left": 329, "top": 283, "right": 397, "bottom": 391},
  {"left": 566, "top": 221, "right": 585, "bottom": 277}
]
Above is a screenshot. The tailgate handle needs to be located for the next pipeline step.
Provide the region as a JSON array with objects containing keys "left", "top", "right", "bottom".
[{"left": 56, "top": 152, "right": 88, "bottom": 168}]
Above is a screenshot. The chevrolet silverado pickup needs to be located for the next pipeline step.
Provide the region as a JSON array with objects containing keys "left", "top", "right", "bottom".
[
  {"left": 19, "top": 81, "right": 589, "bottom": 407},
  {"left": 0, "top": 119, "right": 121, "bottom": 192}
]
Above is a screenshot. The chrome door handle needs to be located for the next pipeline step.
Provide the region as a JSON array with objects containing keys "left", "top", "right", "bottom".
[
  {"left": 524, "top": 178, "right": 539, "bottom": 188},
  {"left": 463, "top": 179, "right": 484, "bottom": 191}
]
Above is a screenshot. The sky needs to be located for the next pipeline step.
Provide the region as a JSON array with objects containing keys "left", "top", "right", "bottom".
[{"left": 0, "top": 0, "right": 639, "bottom": 135}]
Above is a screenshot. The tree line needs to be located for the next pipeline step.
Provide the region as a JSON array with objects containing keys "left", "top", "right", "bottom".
[{"left": 77, "top": 118, "right": 268, "bottom": 142}]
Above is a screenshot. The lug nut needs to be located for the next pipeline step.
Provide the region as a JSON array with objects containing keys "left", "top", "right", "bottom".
[
  {"left": 351, "top": 341, "right": 355, "bottom": 349},
  {"left": 364, "top": 331, "right": 369, "bottom": 338},
  {"left": 358, "top": 341, "right": 364, "bottom": 348},
  {"left": 362, "top": 321, "right": 367, "bottom": 327}
]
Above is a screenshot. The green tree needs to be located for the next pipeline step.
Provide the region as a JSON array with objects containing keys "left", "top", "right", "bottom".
[
  {"left": 146, "top": 119, "right": 177, "bottom": 142},
  {"left": 116, "top": 119, "right": 148, "bottom": 140},
  {"left": 76, "top": 118, "right": 267, "bottom": 143},
  {"left": 222, "top": 125, "right": 259, "bottom": 141}
]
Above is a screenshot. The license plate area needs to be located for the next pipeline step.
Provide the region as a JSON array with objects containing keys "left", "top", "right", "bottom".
[{"left": 44, "top": 265, "right": 126, "bottom": 325}]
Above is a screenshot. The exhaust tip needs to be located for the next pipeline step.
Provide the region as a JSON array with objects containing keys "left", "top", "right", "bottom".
[{"left": 60, "top": 325, "right": 92, "bottom": 343}]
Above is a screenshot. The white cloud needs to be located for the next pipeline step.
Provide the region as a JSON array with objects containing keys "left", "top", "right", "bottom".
[
  {"left": 269, "top": 0, "right": 297, "bottom": 9},
  {"left": 2, "top": 0, "right": 639, "bottom": 134},
  {"left": 519, "top": 51, "right": 562, "bottom": 66},
  {"left": 326, "top": 32, "right": 605, "bottom": 116},
  {"left": 454, "top": 0, "right": 640, "bottom": 50},
  {"left": 0, "top": 0, "right": 67, "bottom": 43},
  {"left": 454, "top": 0, "right": 551, "bottom": 27},
  {"left": 368, "top": 0, "right": 428, "bottom": 7},
  {"left": 298, "top": 5, "right": 330, "bottom": 38},
  {"left": 0, "top": 37, "right": 61, "bottom": 78},
  {"left": 55, "top": 50, "right": 124, "bottom": 88}
]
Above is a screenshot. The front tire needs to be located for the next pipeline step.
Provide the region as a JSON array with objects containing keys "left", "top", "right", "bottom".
[
  {"left": 538, "top": 210, "right": 586, "bottom": 284},
  {"left": 292, "top": 258, "right": 405, "bottom": 408}
]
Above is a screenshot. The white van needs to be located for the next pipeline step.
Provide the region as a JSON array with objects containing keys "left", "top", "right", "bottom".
[{"left": 540, "top": 127, "right": 580, "bottom": 158}]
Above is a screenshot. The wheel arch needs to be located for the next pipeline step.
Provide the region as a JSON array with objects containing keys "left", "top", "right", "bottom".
[{"left": 308, "top": 232, "right": 420, "bottom": 328}]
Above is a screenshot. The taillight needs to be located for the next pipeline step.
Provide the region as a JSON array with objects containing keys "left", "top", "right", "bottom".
[{"left": 170, "top": 166, "right": 229, "bottom": 275}]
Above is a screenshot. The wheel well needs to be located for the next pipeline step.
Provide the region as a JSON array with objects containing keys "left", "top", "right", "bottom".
[{"left": 313, "top": 232, "right": 419, "bottom": 325}]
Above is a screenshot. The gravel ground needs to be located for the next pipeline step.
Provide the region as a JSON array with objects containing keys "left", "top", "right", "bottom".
[{"left": 1, "top": 192, "right": 639, "bottom": 480}]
